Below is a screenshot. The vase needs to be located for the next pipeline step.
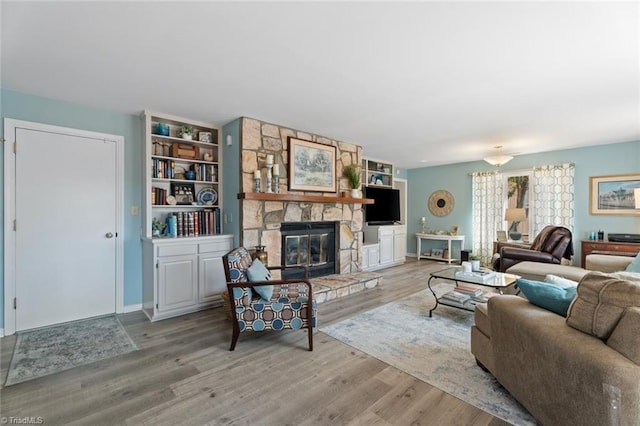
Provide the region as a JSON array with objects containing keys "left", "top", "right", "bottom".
[
  {"left": 182, "top": 134, "right": 193, "bottom": 140},
  {"left": 350, "top": 188, "right": 361, "bottom": 198},
  {"left": 471, "top": 260, "right": 480, "bottom": 271}
]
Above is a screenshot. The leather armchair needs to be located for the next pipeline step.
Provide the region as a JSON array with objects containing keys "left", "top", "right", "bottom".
[{"left": 494, "top": 225, "right": 574, "bottom": 272}]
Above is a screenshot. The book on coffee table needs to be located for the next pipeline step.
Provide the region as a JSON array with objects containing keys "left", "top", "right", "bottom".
[{"left": 454, "top": 268, "right": 496, "bottom": 283}]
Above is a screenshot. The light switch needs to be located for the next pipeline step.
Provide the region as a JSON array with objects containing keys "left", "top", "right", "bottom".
[{"left": 131, "top": 205, "right": 139, "bottom": 216}]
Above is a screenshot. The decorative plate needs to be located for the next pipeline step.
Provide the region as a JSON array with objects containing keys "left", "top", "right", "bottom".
[
  {"left": 428, "top": 190, "right": 455, "bottom": 217},
  {"left": 197, "top": 188, "right": 217, "bottom": 205}
]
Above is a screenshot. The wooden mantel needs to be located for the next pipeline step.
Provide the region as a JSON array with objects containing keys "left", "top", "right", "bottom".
[{"left": 238, "top": 192, "right": 374, "bottom": 204}]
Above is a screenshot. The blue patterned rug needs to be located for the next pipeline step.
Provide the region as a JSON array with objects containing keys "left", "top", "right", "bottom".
[
  {"left": 320, "top": 285, "right": 539, "bottom": 426},
  {"left": 5, "top": 315, "right": 137, "bottom": 386}
]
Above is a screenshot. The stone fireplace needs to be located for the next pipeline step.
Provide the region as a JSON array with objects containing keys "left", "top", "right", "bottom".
[{"left": 238, "top": 117, "right": 364, "bottom": 278}]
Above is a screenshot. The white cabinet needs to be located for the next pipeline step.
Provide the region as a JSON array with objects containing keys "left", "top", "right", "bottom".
[
  {"left": 362, "top": 243, "right": 380, "bottom": 271},
  {"left": 363, "top": 224, "right": 406, "bottom": 270},
  {"left": 142, "top": 235, "right": 233, "bottom": 321}
]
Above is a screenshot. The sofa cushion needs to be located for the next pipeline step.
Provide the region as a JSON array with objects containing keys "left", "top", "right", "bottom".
[
  {"left": 625, "top": 252, "right": 640, "bottom": 273},
  {"left": 606, "top": 306, "right": 640, "bottom": 365},
  {"left": 517, "top": 278, "right": 577, "bottom": 316},
  {"left": 506, "top": 261, "right": 588, "bottom": 282},
  {"left": 566, "top": 271, "right": 640, "bottom": 339}
]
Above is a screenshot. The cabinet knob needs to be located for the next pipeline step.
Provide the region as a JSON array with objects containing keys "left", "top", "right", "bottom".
[{"left": 106, "top": 232, "right": 114, "bottom": 239}]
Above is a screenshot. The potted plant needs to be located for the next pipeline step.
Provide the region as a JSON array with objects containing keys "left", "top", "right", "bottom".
[
  {"left": 177, "top": 125, "right": 196, "bottom": 140},
  {"left": 343, "top": 164, "right": 361, "bottom": 198},
  {"left": 469, "top": 254, "right": 481, "bottom": 272}
]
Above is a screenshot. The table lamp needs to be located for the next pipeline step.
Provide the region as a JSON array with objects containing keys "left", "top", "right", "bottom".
[{"left": 505, "top": 208, "right": 527, "bottom": 240}]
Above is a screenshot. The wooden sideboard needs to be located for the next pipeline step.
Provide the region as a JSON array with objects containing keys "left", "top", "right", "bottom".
[{"left": 581, "top": 239, "right": 640, "bottom": 268}]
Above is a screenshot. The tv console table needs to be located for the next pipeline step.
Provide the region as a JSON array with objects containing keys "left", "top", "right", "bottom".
[
  {"left": 416, "top": 233, "right": 465, "bottom": 264},
  {"left": 581, "top": 239, "right": 640, "bottom": 268}
]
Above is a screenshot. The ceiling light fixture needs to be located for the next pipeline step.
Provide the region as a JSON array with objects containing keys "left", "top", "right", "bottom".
[{"left": 483, "top": 145, "right": 514, "bottom": 167}]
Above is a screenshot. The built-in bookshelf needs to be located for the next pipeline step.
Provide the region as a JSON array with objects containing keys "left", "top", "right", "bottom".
[
  {"left": 363, "top": 158, "right": 393, "bottom": 187},
  {"left": 142, "top": 111, "right": 222, "bottom": 238}
]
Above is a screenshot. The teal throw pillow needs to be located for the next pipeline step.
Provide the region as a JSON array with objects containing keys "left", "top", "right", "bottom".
[
  {"left": 625, "top": 252, "right": 640, "bottom": 273},
  {"left": 246, "top": 258, "right": 274, "bottom": 301},
  {"left": 517, "top": 278, "right": 577, "bottom": 317}
]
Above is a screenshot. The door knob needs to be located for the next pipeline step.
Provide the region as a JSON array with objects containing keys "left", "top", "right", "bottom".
[{"left": 106, "top": 232, "right": 114, "bottom": 239}]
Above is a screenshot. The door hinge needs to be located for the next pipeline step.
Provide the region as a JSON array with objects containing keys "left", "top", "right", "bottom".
[
  {"left": 156, "top": 261, "right": 159, "bottom": 269},
  {"left": 13, "top": 298, "right": 17, "bottom": 309},
  {"left": 13, "top": 142, "right": 17, "bottom": 154},
  {"left": 156, "top": 303, "right": 158, "bottom": 309},
  {"left": 13, "top": 219, "right": 16, "bottom": 231}
]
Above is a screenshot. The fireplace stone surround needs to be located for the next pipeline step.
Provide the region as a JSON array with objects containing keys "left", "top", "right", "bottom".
[{"left": 238, "top": 117, "right": 364, "bottom": 278}]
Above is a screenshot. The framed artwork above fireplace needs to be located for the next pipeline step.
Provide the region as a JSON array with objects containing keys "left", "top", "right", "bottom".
[{"left": 288, "top": 137, "right": 337, "bottom": 193}]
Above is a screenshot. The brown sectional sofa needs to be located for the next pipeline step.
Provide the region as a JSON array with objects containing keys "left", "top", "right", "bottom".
[
  {"left": 471, "top": 271, "right": 640, "bottom": 425},
  {"left": 505, "top": 254, "right": 633, "bottom": 282}
]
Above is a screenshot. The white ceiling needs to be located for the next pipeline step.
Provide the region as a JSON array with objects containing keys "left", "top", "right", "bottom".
[{"left": 2, "top": 1, "right": 639, "bottom": 169}]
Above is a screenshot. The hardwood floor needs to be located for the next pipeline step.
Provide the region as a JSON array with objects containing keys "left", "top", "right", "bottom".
[{"left": 0, "top": 259, "right": 511, "bottom": 425}]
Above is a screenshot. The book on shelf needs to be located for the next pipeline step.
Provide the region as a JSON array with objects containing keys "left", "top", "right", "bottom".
[{"left": 454, "top": 268, "right": 496, "bottom": 283}]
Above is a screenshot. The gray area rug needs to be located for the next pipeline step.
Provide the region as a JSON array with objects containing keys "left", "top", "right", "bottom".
[
  {"left": 5, "top": 315, "right": 137, "bottom": 386},
  {"left": 320, "top": 285, "right": 539, "bottom": 426}
]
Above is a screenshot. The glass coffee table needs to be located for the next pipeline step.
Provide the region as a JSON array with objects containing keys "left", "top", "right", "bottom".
[{"left": 428, "top": 267, "right": 520, "bottom": 317}]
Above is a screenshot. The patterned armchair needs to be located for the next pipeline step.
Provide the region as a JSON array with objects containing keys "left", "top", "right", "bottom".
[{"left": 222, "top": 247, "right": 317, "bottom": 351}]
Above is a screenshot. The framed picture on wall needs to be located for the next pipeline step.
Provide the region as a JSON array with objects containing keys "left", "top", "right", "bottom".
[
  {"left": 288, "top": 137, "right": 337, "bottom": 193},
  {"left": 589, "top": 173, "right": 640, "bottom": 215}
]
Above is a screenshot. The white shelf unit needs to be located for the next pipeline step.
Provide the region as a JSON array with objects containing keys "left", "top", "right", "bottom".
[
  {"left": 142, "top": 111, "right": 222, "bottom": 239},
  {"left": 363, "top": 158, "right": 393, "bottom": 188},
  {"left": 363, "top": 224, "right": 406, "bottom": 270}
]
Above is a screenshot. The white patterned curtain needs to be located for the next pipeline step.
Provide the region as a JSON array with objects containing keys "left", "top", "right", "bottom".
[
  {"left": 472, "top": 171, "right": 504, "bottom": 266},
  {"left": 531, "top": 163, "right": 575, "bottom": 236}
]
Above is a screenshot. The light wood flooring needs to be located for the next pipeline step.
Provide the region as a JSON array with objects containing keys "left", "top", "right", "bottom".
[{"left": 0, "top": 259, "right": 512, "bottom": 425}]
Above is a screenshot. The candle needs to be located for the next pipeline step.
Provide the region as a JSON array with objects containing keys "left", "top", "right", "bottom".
[
  {"left": 266, "top": 154, "right": 274, "bottom": 165},
  {"left": 273, "top": 164, "right": 279, "bottom": 176},
  {"left": 254, "top": 170, "right": 260, "bottom": 179}
]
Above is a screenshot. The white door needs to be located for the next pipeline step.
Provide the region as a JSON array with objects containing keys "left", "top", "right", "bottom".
[{"left": 14, "top": 127, "right": 117, "bottom": 331}]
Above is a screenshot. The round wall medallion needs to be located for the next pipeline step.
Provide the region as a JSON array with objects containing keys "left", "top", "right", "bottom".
[{"left": 428, "top": 190, "right": 455, "bottom": 217}]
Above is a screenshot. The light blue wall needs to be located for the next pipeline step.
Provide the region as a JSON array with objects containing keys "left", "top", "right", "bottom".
[
  {"left": 222, "top": 119, "right": 241, "bottom": 247},
  {"left": 1, "top": 88, "right": 144, "bottom": 328},
  {"left": 407, "top": 140, "right": 640, "bottom": 263}
]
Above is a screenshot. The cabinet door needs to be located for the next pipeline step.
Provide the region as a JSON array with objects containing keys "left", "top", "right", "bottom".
[
  {"left": 393, "top": 231, "right": 407, "bottom": 263},
  {"left": 379, "top": 233, "right": 394, "bottom": 265},
  {"left": 199, "top": 254, "right": 227, "bottom": 303},
  {"left": 157, "top": 255, "right": 198, "bottom": 312},
  {"left": 368, "top": 245, "right": 380, "bottom": 266}
]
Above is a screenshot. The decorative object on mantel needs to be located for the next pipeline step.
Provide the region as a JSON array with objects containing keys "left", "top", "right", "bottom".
[
  {"left": 450, "top": 225, "right": 459, "bottom": 236},
  {"left": 265, "top": 154, "right": 274, "bottom": 194},
  {"left": 483, "top": 145, "right": 514, "bottom": 167},
  {"left": 428, "top": 190, "right": 455, "bottom": 217},
  {"left": 273, "top": 163, "right": 280, "bottom": 194},
  {"left": 288, "top": 137, "right": 337, "bottom": 193},
  {"left": 254, "top": 170, "right": 261, "bottom": 193},
  {"left": 177, "top": 125, "right": 197, "bottom": 140},
  {"left": 589, "top": 173, "right": 640, "bottom": 215},
  {"left": 343, "top": 163, "right": 362, "bottom": 198}
]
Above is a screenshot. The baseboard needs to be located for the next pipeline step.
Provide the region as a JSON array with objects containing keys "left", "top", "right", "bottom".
[{"left": 123, "top": 304, "right": 142, "bottom": 313}]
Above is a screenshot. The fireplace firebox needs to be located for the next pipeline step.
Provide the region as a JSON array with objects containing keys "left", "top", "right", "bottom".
[{"left": 280, "top": 221, "right": 339, "bottom": 279}]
